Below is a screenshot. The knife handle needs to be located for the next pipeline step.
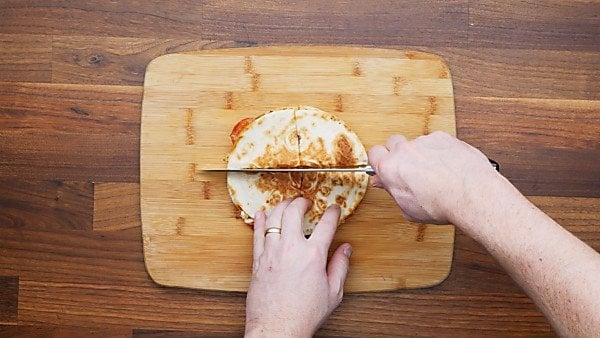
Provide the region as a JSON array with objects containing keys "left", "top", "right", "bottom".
[{"left": 489, "top": 159, "right": 500, "bottom": 172}]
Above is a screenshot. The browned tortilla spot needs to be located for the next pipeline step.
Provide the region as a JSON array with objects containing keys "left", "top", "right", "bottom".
[
  {"left": 254, "top": 172, "right": 302, "bottom": 209},
  {"left": 333, "top": 133, "right": 358, "bottom": 167}
]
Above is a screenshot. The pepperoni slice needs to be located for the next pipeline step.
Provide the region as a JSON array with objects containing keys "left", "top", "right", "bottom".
[{"left": 230, "top": 117, "right": 255, "bottom": 144}]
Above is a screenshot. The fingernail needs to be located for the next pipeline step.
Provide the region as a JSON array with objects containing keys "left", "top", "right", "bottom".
[
  {"left": 344, "top": 246, "right": 353, "bottom": 258},
  {"left": 331, "top": 204, "right": 341, "bottom": 211}
]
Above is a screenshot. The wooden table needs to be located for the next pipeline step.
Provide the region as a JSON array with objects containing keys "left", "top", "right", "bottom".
[{"left": 0, "top": 1, "right": 598, "bottom": 336}]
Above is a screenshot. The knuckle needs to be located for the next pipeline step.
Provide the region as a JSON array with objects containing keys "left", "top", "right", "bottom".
[
  {"left": 379, "top": 157, "right": 396, "bottom": 174},
  {"left": 431, "top": 130, "right": 446, "bottom": 137}
]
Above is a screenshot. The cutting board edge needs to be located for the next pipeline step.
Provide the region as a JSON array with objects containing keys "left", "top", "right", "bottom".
[
  {"left": 140, "top": 226, "right": 456, "bottom": 293},
  {"left": 140, "top": 45, "right": 457, "bottom": 293},
  {"left": 144, "top": 45, "right": 453, "bottom": 79}
]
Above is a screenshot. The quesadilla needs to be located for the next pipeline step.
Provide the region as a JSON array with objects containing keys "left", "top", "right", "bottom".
[
  {"left": 226, "top": 107, "right": 368, "bottom": 235},
  {"left": 227, "top": 108, "right": 302, "bottom": 225},
  {"left": 295, "top": 107, "right": 369, "bottom": 233}
]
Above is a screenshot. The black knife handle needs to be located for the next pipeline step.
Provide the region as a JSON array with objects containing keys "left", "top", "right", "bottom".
[{"left": 489, "top": 159, "right": 500, "bottom": 172}]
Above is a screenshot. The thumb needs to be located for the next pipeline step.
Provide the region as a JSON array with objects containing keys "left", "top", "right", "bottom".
[
  {"left": 370, "top": 175, "right": 384, "bottom": 188},
  {"left": 327, "top": 243, "right": 352, "bottom": 302}
]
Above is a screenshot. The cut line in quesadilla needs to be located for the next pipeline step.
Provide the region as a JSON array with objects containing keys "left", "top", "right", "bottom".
[{"left": 227, "top": 106, "right": 369, "bottom": 235}]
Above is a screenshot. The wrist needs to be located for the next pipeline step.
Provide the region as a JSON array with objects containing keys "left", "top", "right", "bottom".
[
  {"left": 447, "top": 172, "right": 522, "bottom": 240},
  {"left": 245, "top": 320, "right": 314, "bottom": 338}
]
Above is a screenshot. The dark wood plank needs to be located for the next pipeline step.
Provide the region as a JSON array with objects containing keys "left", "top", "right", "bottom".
[
  {"left": 322, "top": 292, "right": 554, "bottom": 337},
  {"left": 201, "top": 0, "right": 468, "bottom": 46},
  {"left": 0, "top": 226, "right": 145, "bottom": 285},
  {"left": 0, "top": 276, "right": 18, "bottom": 324},
  {"left": 0, "top": 180, "right": 93, "bottom": 230},
  {"left": 93, "top": 183, "right": 140, "bottom": 231},
  {"left": 133, "top": 330, "right": 238, "bottom": 338},
  {"left": 457, "top": 96, "right": 600, "bottom": 197},
  {"left": 52, "top": 37, "right": 254, "bottom": 86},
  {"left": 0, "top": 82, "right": 141, "bottom": 181},
  {"left": 0, "top": 1, "right": 469, "bottom": 45},
  {"left": 530, "top": 196, "right": 600, "bottom": 248},
  {"left": 427, "top": 47, "right": 600, "bottom": 100},
  {"left": 18, "top": 276, "right": 553, "bottom": 335},
  {"left": 0, "top": 325, "right": 131, "bottom": 338},
  {"left": 0, "top": 1, "right": 204, "bottom": 38},
  {"left": 0, "top": 82, "right": 141, "bottom": 135},
  {"left": 0, "top": 131, "right": 139, "bottom": 182},
  {"left": 0, "top": 34, "right": 51, "bottom": 83},
  {"left": 18, "top": 277, "right": 246, "bottom": 331},
  {"left": 469, "top": 0, "right": 600, "bottom": 51}
]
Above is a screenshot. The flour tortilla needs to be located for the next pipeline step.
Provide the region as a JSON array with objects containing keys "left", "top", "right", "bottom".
[
  {"left": 227, "top": 108, "right": 301, "bottom": 225},
  {"left": 227, "top": 107, "right": 368, "bottom": 235},
  {"left": 295, "top": 107, "right": 369, "bottom": 234}
]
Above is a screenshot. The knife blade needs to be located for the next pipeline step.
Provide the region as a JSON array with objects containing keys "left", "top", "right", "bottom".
[
  {"left": 199, "top": 159, "right": 499, "bottom": 176},
  {"left": 200, "top": 166, "right": 377, "bottom": 176}
]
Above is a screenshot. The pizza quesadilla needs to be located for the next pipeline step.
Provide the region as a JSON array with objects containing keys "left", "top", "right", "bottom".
[
  {"left": 295, "top": 107, "right": 369, "bottom": 234},
  {"left": 227, "top": 106, "right": 368, "bottom": 235}
]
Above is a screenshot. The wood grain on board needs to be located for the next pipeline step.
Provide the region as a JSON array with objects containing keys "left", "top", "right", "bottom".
[{"left": 140, "top": 46, "right": 456, "bottom": 292}]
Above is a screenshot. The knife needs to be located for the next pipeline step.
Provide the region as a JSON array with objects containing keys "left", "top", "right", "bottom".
[
  {"left": 201, "top": 166, "right": 377, "bottom": 176},
  {"left": 200, "top": 160, "right": 499, "bottom": 176}
]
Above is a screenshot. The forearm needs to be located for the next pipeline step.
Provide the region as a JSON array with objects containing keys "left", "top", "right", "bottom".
[{"left": 453, "top": 175, "right": 600, "bottom": 336}]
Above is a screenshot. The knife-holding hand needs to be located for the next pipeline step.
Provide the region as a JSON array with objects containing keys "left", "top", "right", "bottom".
[
  {"left": 368, "top": 130, "right": 500, "bottom": 225},
  {"left": 368, "top": 131, "right": 600, "bottom": 337},
  {"left": 245, "top": 198, "right": 352, "bottom": 338}
]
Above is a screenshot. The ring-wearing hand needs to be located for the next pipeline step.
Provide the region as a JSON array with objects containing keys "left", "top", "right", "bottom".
[{"left": 245, "top": 197, "right": 353, "bottom": 337}]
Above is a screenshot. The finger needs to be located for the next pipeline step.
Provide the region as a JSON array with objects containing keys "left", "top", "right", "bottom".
[
  {"left": 265, "top": 198, "right": 293, "bottom": 249},
  {"left": 367, "top": 145, "right": 388, "bottom": 170},
  {"left": 327, "top": 243, "right": 352, "bottom": 304},
  {"left": 386, "top": 134, "right": 407, "bottom": 151},
  {"left": 281, "top": 197, "right": 312, "bottom": 242},
  {"left": 253, "top": 211, "right": 266, "bottom": 261},
  {"left": 310, "top": 204, "right": 341, "bottom": 249},
  {"left": 370, "top": 175, "right": 384, "bottom": 188}
]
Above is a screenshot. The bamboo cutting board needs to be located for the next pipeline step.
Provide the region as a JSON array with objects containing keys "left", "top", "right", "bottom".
[{"left": 141, "top": 46, "right": 456, "bottom": 292}]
